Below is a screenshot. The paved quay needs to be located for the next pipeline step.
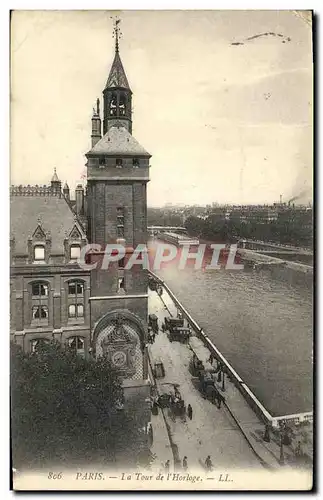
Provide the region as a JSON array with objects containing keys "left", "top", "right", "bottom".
[
  {"left": 148, "top": 289, "right": 262, "bottom": 472},
  {"left": 147, "top": 287, "right": 311, "bottom": 472}
]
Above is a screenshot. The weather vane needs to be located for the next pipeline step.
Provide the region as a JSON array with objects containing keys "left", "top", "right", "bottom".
[{"left": 111, "top": 16, "right": 122, "bottom": 53}]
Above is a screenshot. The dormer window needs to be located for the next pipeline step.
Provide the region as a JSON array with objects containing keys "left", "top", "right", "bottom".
[
  {"left": 133, "top": 159, "right": 139, "bottom": 168},
  {"left": 116, "top": 159, "right": 123, "bottom": 168},
  {"left": 34, "top": 245, "right": 45, "bottom": 262},
  {"left": 70, "top": 244, "right": 81, "bottom": 260}
]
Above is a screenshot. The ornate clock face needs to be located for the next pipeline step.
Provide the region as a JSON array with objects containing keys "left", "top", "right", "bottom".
[{"left": 111, "top": 351, "right": 127, "bottom": 368}]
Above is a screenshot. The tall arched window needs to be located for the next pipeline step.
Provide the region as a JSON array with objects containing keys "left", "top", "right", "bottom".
[
  {"left": 110, "top": 94, "right": 117, "bottom": 116},
  {"left": 67, "top": 280, "right": 85, "bottom": 321}
]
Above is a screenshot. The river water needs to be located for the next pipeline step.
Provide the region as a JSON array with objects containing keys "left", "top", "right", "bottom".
[{"left": 149, "top": 241, "right": 313, "bottom": 417}]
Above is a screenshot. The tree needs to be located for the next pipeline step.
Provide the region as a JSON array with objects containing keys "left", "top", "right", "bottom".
[
  {"left": 11, "top": 341, "right": 149, "bottom": 469},
  {"left": 185, "top": 215, "right": 203, "bottom": 237}
]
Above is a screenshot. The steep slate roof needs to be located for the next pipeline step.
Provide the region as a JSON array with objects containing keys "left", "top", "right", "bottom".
[
  {"left": 10, "top": 195, "right": 86, "bottom": 254},
  {"left": 105, "top": 52, "right": 130, "bottom": 90},
  {"left": 87, "top": 126, "right": 151, "bottom": 156}
]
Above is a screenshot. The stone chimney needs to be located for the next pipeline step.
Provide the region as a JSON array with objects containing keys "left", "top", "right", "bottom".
[{"left": 75, "top": 184, "right": 84, "bottom": 215}]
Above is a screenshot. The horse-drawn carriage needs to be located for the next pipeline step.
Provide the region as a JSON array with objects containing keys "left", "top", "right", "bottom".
[
  {"left": 162, "top": 317, "right": 191, "bottom": 343},
  {"left": 157, "top": 384, "right": 186, "bottom": 417},
  {"left": 190, "top": 353, "right": 205, "bottom": 377},
  {"left": 199, "top": 371, "right": 225, "bottom": 408}
]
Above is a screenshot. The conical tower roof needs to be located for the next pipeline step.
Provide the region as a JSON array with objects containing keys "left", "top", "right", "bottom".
[
  {"left": 51, "top": 168, "right": 60, "bottom": 182},
  {"left": 105, "top": 51, "right": 131, "bottom": 90}
]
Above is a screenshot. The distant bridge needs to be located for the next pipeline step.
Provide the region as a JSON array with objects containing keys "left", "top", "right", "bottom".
[{"left": 148, "top": 226, "right": 187, "bottom": 235}]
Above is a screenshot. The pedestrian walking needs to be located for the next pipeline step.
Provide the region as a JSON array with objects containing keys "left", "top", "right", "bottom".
[
  {"left": 187, "top": 404, "right": 193, "bottom": 420},
  {"left": 295, "top": 441, "right": 302, "bottom": 457},
  {"left": 182, "top": 456, "right": 188, "bottom": 471},
  {"left": 205, "top": 455, "right": 213, "bottom": 471},
  {"left": 164, "top": 459, "right": 170, "bottom": 473}
]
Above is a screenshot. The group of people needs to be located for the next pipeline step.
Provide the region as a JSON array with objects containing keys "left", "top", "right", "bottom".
[{"left": 163, "top": 455, "right": 213, "bottom": 473}]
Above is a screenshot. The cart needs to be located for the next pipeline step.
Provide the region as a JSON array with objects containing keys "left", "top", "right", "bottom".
[
  {"left": 190, "top": 354, "right": 205, "bottom": 377},
  {"left": 169, "top": 327, "right": 191, "bottom": 343},
  {"left": 153, "top": 360, "right": 165, "bottom": 379}
]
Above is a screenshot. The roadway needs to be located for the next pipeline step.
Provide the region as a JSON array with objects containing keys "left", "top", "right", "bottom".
[{"left": 148, "top": 289, "right": 262, "bottom": 471}]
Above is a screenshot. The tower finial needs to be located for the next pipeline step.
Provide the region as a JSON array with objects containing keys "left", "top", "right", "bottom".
[
  {"left": 96, "top": 98, "right": 100, "bottom": 115},
  {"left": 112, "top": 17, "right": 122, "bottom": 53}
]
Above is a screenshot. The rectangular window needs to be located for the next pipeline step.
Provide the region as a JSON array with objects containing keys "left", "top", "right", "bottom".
[
  {"left": 133, "top": 158, "right": 139, "bottom": 168},
  {"left": 117, "top": 277, "right": 125, "bottom": 291},
  {"left": 116, "top": 159, "right": 123, "bottom": 168},
  {"left": 99, "top": 157, "right": 105, "bottom": 166},
  {"left": 32, "top": 283, "right": 48, "bottom": 296},
  {"left": 34, "top": 246, "right": 45, "bottom": 261},
  {"left": 70, "top": 245, "right": 81, "bottom": 260},
  {"left": 117, "top": 207, "right": 125, "bottom": 238},
  {"left": 68, "top": 282, "right": 84, "bottom": 296},
  {"left": 68, "top": 304, "right": 76, "bottom": 318},
  {"left": 77, "top": 304, "right": 84, "bottom": 317},
  {"left": 32, "top": 305, "right": 49, "bottom": 319},
  {"left": 68, "top": 303, "right": 84, "bottom": 319}
]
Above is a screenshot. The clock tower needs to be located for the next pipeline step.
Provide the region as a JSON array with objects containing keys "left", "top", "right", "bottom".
[{"left": 86, "top": 19, "right": 151, "bottom": 383}]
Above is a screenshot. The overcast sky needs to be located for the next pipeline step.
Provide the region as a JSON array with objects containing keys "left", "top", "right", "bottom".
[{"left": 11, "top": 10, "right": 313, "bottom": 206}]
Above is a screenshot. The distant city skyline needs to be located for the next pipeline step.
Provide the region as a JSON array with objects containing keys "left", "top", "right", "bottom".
[{"left": 11, "top": 10, "right": 313, "bottom": 206}]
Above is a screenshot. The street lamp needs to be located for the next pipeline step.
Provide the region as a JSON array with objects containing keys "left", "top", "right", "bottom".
[
  {"left": 279, "top": 433, "right": 285, "bottom": 465},
  {"left": 279, "top": 423, "right": 285, "bottom": 465},
  {"left": 221, "top": 372, "right": 225, "bottom": 392},
  {"left": 263, "top": 423, "right": 271, "bottom": 443}
]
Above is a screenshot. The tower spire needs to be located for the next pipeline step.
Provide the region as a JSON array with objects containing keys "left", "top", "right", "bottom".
[
  {"left": 112, "top": 17, "right": 121, "bottom": 53},
  {"left": 103, "top": 17, "right": 132, "bottom": 134}
]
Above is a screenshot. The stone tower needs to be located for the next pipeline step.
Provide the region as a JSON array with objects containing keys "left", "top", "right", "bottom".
[{"left": 86, "top": 20, "right": 151, "bottom": 382}]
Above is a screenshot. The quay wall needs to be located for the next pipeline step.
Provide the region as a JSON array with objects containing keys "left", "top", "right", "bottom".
[
  {"left": 149, "top": 271, "right": 313, "bottom": 429},
  {"left": 239, "top": 249, "right": 313, "bottom": 288}
]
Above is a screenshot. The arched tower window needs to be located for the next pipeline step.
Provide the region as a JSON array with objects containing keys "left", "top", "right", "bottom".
[
  {"left": 109, "top": 94, "right": 117, "bottom": 116},
  {"left": 119, "top": 94, "right": 126, "bottom": 116}
]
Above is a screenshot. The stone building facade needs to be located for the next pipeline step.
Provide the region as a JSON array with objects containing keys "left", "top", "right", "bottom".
[
  {"left": 10, "top": 179, "right": 90, "bottom": 355},
  {"left": 10, "top": 25, "right": 151, "bottom": 395}
]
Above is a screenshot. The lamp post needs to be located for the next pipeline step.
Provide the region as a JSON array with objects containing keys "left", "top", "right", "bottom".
[
  {"left": 279, "top": 425, "right": 285, "bottom": 465},
  {"left": 263, "top": 423, "right": 271, "bottom": 443},
  {"left": 221, "top": 372, "right": 225, "bottom": 392}
]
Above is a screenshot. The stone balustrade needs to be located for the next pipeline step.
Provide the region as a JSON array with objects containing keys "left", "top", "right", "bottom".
[{"left": 10, "top": 185, "right": 62, "bottom": 197}]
